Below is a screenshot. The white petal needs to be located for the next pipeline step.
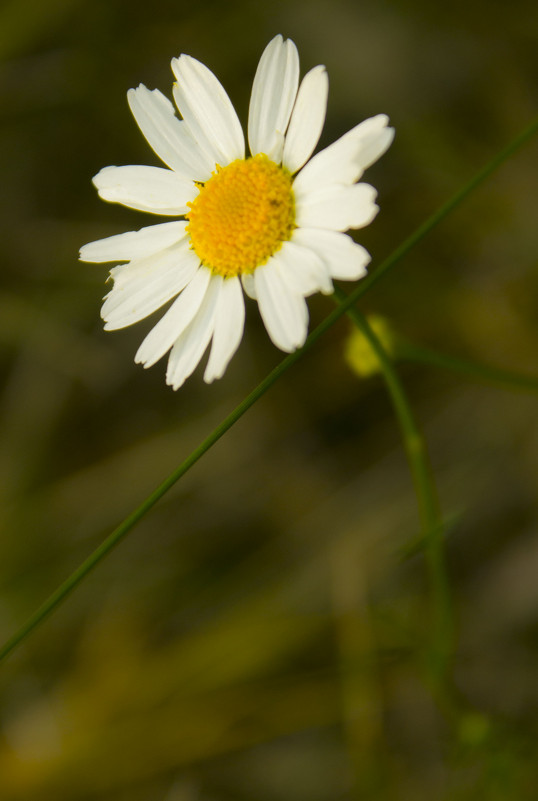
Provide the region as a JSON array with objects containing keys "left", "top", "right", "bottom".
[
  {"left": 127, "top": 85, "right": 214, "bottom": 180},
  {"left": 254, "top": 257, "right": 309, "bottom": 352},
  {"left": 79, "top": 221, "right": 187, "bottom": 263},
  {"left": 292, "top": 228, "right": 370, "bottom": 281},
  {"left": 93, "top": 165, "right": 196, "bottom": 215},
  {"left": 166, "top": 274, "right": 221, "bottom": 390},
  {"left": 282, "top": 66, "right": 328, "bottom": 174},
  {"left": 293, "top": 135, "right": 363, "bottom": 196},
  {"left": 293, "top": 115, "right": 394, "bottom": 196},
  {"left": 171, "top": 54, "right": 244, "bottom": 166},
  {"left": 135, "top": 265, "right": 211, "bottom": 368},
  {"left": 102, "top": 240, "right": 200, "bottom": 329},
  {"left": 277, "top": 239, "right": 333, "bottom": 296},
  {"left": 248, "top": 35, "right": 300, "bottom": 162},
  {"left": 349, "top": 114, "right": 395, "bottom": 171},
  {"left": 204, "top": 277, "right": 245, "bottom": 383},
  {"left": 295, "top": 183, "right": 379, "bottom": 231},
  {"left": 241, "top": 273, "right": 257, "bottom": 300}
]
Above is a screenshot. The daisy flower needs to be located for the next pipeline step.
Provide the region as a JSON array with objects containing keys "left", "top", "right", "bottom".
[{"left": 80, "top": 35, "right": 394, "bottom": 390}]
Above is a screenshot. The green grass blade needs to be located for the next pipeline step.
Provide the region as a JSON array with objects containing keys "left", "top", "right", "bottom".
[{"left": 0, "top": 115, "right": 536, "bottom": 664}]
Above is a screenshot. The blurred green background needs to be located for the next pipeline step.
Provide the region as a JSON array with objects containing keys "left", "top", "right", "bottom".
[{"left": 0, "top": 0, "right": 537, "bottom": 799}]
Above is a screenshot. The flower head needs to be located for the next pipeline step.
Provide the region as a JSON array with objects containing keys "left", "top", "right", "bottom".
[
  {"left": 344, "top": 315, "right": 397, "bottom": 378},
  {"left": 80, "top": 35, "right": 394, "bottom": 389}
]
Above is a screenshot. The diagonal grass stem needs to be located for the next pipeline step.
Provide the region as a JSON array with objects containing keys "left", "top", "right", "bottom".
[{"left": 1, "top": 115, "right": 536, "bottom": 664}]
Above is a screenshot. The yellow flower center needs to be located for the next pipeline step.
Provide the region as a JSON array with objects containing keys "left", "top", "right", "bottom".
[{"left": 186, "top": 154, "right": 295, "bottom": 277}]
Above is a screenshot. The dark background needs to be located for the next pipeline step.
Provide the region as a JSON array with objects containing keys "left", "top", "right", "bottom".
[{"left": 0, "top": 0, "right": 537, "bottom": 798}]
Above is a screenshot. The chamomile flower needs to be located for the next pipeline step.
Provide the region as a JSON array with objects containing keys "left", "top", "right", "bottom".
[{"left": 80, "top": 35, "right": 394, "bottom": 389}]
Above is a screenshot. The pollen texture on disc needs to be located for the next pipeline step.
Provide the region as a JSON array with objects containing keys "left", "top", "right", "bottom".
[{"left": 186, "top": 154, "right": 295, "bottom": 277}]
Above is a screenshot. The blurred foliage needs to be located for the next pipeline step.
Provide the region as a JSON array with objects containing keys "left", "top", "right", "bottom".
[{"left": 0, "top": 0, "right": 537, "bottom": 799}]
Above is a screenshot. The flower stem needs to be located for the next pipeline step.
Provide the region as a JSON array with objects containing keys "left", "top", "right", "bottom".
[
  {"left": 399, "top": 342, "right": 538, "bottom": 392},
  {"left": 336, "top": 292, "right": 453, "bottom": 697},
  {"left": 0, "top": 115, "right": 536, "bottom": 664}
]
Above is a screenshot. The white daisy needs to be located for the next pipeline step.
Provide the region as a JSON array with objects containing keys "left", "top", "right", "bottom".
[{"left": 80, "top": 35, "right": 394, "bottom": 390}]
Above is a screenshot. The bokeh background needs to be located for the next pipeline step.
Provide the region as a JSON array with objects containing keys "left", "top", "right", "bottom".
[{"left": 1, "top": 0, "right": 537, "bottom": 799}]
